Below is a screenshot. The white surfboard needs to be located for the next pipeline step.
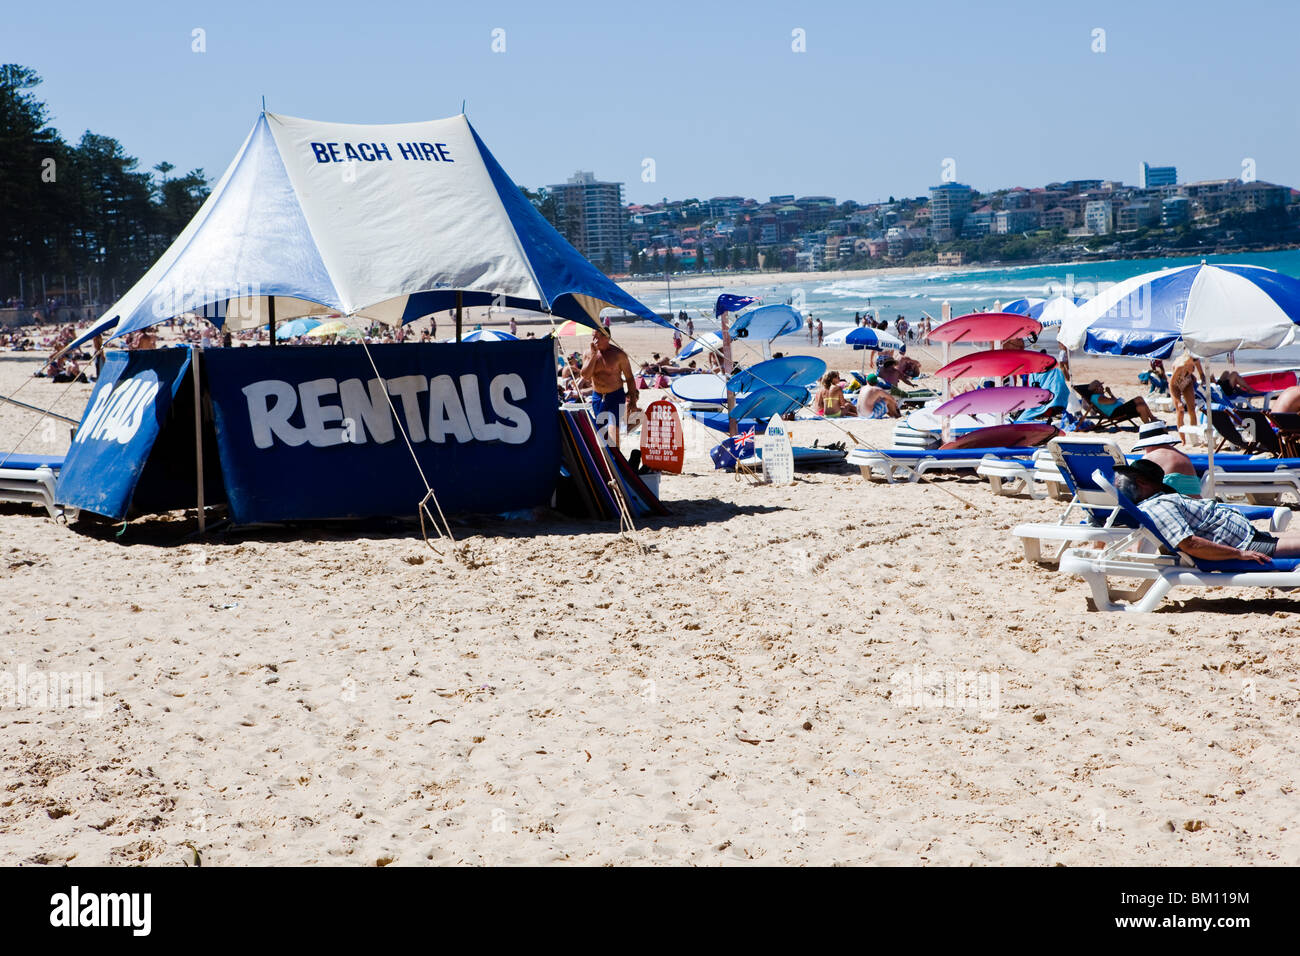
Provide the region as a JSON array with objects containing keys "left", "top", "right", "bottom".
[{"left": 761, "top": 414, "right": 795, "bottom": 486}]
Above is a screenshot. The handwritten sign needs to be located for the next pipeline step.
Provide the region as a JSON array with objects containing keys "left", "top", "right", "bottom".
[{"left": 640, "top": 399, "right": 684, "bottom": 473}]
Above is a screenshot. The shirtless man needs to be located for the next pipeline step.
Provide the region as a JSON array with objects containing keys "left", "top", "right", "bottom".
[
  {"left": 856, "top": 374, "right": 900, "bottom": 419},
  {"left": 580, "top": 328, "right": 639, "bottom": 449},
  {"left": 1273, "top": 384, "right": 1300, "bottom": 414},
  {"left": 1132, "top": 420, "right": 1200, "bottom": 497}
]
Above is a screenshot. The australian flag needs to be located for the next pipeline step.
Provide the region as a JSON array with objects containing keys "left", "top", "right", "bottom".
[
  {"left": 715, "top": 294, "right": 759, "bottom": 318},
  {"left": 709, "top": 431, "right": 755, "bottom": 471}
]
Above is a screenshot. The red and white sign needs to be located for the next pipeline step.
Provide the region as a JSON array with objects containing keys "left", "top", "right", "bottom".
[{"left": 640, "top": 399, "right": 685, "bottom": 473}]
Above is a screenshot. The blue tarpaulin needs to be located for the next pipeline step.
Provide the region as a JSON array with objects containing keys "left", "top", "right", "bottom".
[
  {"left": 56, "top": 348, "right": 196, "bottom": 519},
  {"left": 203, "top": 340, "right": 560, "bottom": 524}
]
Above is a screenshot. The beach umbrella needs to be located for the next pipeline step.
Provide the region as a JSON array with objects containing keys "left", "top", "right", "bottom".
[
  {"left": 273, "top": 317, "right": 322, "bottom": 339},
  {"left": 553, "top": 320, "right": 593, "bottom": 337},
  {"left": 1059, "top": 262, "right": 1300, "bottom": 358},
  {"left": 1059, "top": 262, "right": 1300, "bottom": 496},
  {"left": 1000, "top": 297, "right": 1045, "bottom": 316},
  {"left": 1034, "top": 295, "right": 1087, "bottom": 329},
  {"left": 305, "top": 319, "right": 350, "bottom": 338},
  {"left": 442, "top": 328, "right": 518, "bottom": 343},
  {"left": 823, "top": 326, "right": 904, "bottom": 350}
]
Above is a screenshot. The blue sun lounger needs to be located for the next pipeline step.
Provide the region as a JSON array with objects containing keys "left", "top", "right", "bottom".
[
  {"left": 1059, "top": 470, "right": 1300, "bottom": 612},
  {"left": 0, "top": 453, "right": 65, "bottom": 520},
  {"left": 1014, "top": 438, "right": 1289, "bottom": 563}
]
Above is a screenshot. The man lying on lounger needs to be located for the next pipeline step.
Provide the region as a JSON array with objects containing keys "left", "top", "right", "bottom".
[{"left": 1114, "top": 460, "right": 1300, "bottom": 563}]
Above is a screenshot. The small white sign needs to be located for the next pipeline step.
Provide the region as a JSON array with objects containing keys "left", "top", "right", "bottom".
[{"left": 762, "top": 414, "right": 795, "bottom": 485}]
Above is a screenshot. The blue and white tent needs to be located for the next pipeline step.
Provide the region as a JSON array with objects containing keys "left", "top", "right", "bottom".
[{"left": 73, "top": 111, "right": 662, "bottom": 346}]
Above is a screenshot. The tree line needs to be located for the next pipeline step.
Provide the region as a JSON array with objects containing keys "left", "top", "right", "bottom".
[{"left": 0, "top": 64, "right": 209, "bottom": 311}]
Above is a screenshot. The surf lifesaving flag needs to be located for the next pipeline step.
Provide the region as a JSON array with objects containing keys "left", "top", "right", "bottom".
[
  {"left": 639, "top": 399, "right": 684, "bottom": 473},
  {"left": 715, "top": 294, "right": 758, "bottom": 318}
]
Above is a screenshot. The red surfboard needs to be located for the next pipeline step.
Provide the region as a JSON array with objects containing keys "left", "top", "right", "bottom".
[
  {"left": 1241, "top": 368, "right": 1299, "bottom": 393},
  {"left": 939, "top": 422, "right": 1058, "bottom": 450},
  {"left": 929, "top": 312, "right": 1042, "bottom": 344},
  {"left": 640, "top": 399, "right": 685, "bottom": 474},
  {"left": 935, "top": 349, "right": 1056, "bottom": 380}
]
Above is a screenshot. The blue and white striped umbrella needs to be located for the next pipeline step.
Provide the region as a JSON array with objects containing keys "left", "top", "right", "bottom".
[
  {"left": 1000, "top": 297, "right": 1045, "bottom": 316},
  {"left": 823, "top": 326, "right": 904, "bottom": 350},
  {"left": 1001, "top": 296, "right": 1085, "bottom": 328},
  {"left": 441, "top": 328, "right": 518, "bottom": 343},
  {"left": 1059, "top": 263, "right": 1300, "bottom": 358}
]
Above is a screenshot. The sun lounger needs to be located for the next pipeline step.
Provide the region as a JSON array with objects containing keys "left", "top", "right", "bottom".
[
  {"left": 1268, "top": 412, "right": 1300, "bottom": 458},
  {"left": 1059, "top": 470, "right": 1300, "bottom": 612},
  {"left": 1028, "top": 437, "right": 1300, "bottom": 504},
  {"left": 976, "top": 447, "right": 1055, "bottom": 498},
  {"left": 848, "top": 446, "right": 1037, "bottom": 483},
  {"left": 1013, "top": 438, "right": 1289, "bottom": 563},
  {"left": 0, "top": 453, "right": 65, "bottom": 520},
  {"left": 1072, "top": 385, "right": 1144, "bottom": 428}
]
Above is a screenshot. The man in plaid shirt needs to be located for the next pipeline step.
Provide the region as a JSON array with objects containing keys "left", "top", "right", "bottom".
[{"left": 1114, "top": 460, "right": 1300, "bottom": 562}]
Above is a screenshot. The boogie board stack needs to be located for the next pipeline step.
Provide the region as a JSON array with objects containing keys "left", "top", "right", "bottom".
[{"left": 557, "top": 408, "right": 670, "bottom": 520}]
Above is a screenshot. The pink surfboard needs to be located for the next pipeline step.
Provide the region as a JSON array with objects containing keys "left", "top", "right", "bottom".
[
  {"left": 939, "top": 422, "right": 1058, "bottom": 450},
  {"left": 1241, "top": 368, "right": 1299, "bottom": 393},
  {"left": 933, "top": 386, "right": 1054, "bottom": 417},
  {"left": 928, "top": 312, "right": 1042, "bottom": 344},
  {"left": 935, "top": 349, "right": 1056, "bottom": 380}
]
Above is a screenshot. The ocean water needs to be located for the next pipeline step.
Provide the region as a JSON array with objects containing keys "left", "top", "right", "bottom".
[{"left": 636, "top": 248, "right": 1300, "bottom": 365}]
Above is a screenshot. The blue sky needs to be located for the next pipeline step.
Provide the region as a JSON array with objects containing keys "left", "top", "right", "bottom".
[{"left": 7, "top": 0, "right": 1299, "bottom": 204}]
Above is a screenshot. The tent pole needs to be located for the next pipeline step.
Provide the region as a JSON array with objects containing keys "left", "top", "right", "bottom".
[
  {"left": 455, "top": 291, "right": 463, "bottom": 343},
  {"left": 267, "top": 295, "right": 277, "bottom": 347},
  {"left": 191, "top": 345, "right": 206, "bottom": 534}
]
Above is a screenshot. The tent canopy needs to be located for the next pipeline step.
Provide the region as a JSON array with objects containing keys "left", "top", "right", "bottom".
[{"left": 77, "top": 111, "right": 663, "bottom": 345}]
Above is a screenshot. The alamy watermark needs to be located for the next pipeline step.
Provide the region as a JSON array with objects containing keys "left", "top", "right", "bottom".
[
  {"left": 888, "top": 664, "right": 1000, "bottom": 717},
  {"left": 0, "top": 664, "right": 104, "bottom": 718}
]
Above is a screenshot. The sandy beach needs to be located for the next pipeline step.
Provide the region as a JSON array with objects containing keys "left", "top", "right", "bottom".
[{"left": 4, "top": 329, "right": 1300, "bottom": 867}]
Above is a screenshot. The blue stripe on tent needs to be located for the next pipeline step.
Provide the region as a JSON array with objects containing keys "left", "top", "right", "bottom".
[{"left": 468, "top": 122, "right": 665, "bottom": 330}]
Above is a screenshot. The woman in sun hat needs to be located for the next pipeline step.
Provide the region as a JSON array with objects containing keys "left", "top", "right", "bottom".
[{"left": 1132, "top": 420, "right": 1201, "bottom": 497}]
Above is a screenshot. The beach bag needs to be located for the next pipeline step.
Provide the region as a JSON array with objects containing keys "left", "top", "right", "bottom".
[{"left": 655, "top": 374, "right": 670, "bottom": 388}]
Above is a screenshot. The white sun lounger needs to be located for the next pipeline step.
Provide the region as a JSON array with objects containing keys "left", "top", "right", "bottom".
[
  {"left": 1014, "top": 438, "right": 1289, "bottom": 564},
  {"left": 848, "top": 446, "right": 1037, "bottom": 484},
  {"left": 977, "top": 447, "right": 1056, "bottom": 498},
  {"left": 0, "top": 453, "right": 65, "bottom": 521},
  {"left": 1059, "top": 471, "right": 1300, "bottom": 612}
]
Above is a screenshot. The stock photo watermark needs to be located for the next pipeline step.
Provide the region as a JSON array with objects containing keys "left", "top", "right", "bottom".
[
  {"left": 888, "top": 664, "right": 1000, "bottom": 718},
  {"left": 0, "top": 664, "right": 104, "bottom": 718}
]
